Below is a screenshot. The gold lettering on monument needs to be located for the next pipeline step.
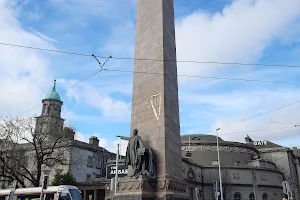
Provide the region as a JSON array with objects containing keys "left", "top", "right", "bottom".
[{"left": 150, "top": 92, "right": 162, "bottom": 120}]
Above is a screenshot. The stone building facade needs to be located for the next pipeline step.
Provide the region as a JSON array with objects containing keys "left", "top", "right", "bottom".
[
  {"left": 180, "top": 134, "right": 300, "bottom": 200},
  {"left": 0, "top": 81, "right": 116, "bottom": 200},
  {"left": 106, "top": 135, "right": 299, "bottom": 200}
]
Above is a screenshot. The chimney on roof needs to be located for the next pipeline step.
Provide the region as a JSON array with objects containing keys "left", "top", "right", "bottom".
[
  {"left": 63, "top": 127, "right": 75, "bottom": 140},
  {"left": 89, "top": 136, "right": 99, "bottom": 146}
]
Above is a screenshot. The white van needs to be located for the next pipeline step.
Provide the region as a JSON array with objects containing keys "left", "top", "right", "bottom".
[{"left": 0, "top": 186, "right": 82, "bottom": 200}]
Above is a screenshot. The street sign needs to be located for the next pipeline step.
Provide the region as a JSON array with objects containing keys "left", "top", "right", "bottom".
[
  {"left": 106, "top": 164, "right": 128, "bottom": 179},
  {"left": 282, "top": 181, "right": 290, "bottom": 194}
]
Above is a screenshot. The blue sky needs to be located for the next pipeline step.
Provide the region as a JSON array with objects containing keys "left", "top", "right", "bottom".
[{"left": 1, "top": 0, "right": 300, "bottom": 153}]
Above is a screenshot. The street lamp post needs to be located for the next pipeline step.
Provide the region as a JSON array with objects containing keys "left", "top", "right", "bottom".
[
  {"left": 216, "top": 128, "right": 224, "bottom": 200},
  {"left": 115, "top": 143, "right": 120, "bottom": 194}
]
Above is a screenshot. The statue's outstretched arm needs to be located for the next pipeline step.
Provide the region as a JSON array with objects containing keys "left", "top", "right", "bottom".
[{"left": 117, "top": 135, "right": 130, "bottom": 141}]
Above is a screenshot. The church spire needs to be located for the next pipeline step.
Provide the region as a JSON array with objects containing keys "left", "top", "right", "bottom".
[{"left": 52, "top": 79, "right": 57, "bottom": 91}]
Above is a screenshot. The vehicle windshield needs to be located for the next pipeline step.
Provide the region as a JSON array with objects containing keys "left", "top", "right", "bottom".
[{"left": 69, "top": 190, "right": 82, "bottom": 200}]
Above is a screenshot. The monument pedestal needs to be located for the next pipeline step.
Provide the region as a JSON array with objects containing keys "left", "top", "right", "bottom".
[
  {"left": 112, "top": 176, "right": 189, "bottom": 200},
  {"left": 112, "top": 175, "right": 156, "bottom": 200},
  {"left": 155, "top": 177, "right": 189, "bottom": 200}
]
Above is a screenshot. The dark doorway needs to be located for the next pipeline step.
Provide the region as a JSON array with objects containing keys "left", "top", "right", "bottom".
[
  {"left": 86, "top": 190, "right": 94, "bottom": 200},
  {"left": 96, "top": 189, "right": 105, "bottom": 200}
]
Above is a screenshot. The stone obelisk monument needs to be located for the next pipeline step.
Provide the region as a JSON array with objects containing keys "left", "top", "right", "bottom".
[
  {"left": 113, "top": 0, "right": 187, "bottom": 199},
  {"left": 128, "top": 0, "right": 187, "bottom": 199}
]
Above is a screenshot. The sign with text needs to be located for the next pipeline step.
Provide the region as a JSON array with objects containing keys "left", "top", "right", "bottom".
[
  {"left": 253, "top": 141, "right": 268, "bottom": 146},
  {"left": 106, "top": 164, "right": 128, "bottom": 179}
]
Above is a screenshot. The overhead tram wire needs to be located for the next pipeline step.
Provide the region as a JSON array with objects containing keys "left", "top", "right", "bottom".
[
  {"left": 187, "top": 125, "right": 299, "bottom": 137},
  {"left": 195, "top": 102, "right": 300, "bottom": 135},
  {"left": 21, "top": 68, "right": 105, "bottom": 115},
  {"left": 2, "top": 43, "right": 300, "bottom": 85},
  {"left": 3, "top": 42, "right": 300, "bottom": 117},
  {"left": 219, "top": 126, "right": 297, "bottom": 136},
  {"left": 216, "top": 100, "right": 300, "bottom": 130},
  {"left": 270, "top": 122, "right": 300, "bottom": 125},
  {"left": 102, "top": 68, "right": 300, "bottom": 85},
  {"left": 1, "top": 42, "right": 300, "bottom": 68},
  {"left": 0, "top": 42, "right": 94, "bottom": 58},
  {"left": 20, "top": 53, "right": 111, "bottom": 116},
  {"left": 112, "top": 56, "right": 300, "bottom": 68}
]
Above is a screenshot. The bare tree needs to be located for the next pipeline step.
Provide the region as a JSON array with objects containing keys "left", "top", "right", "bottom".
[{"left": 0, "top": 116, "right": 71, "bottom": 187}]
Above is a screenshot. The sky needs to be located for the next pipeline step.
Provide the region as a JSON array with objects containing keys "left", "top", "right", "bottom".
[{"left": 1, "top": 0, "right": 300, "bottom": 154}]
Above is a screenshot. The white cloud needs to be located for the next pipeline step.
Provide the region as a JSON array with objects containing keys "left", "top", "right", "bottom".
[
  {"left": 74, "top": 132, "right": 88, "bottom": 143},
  {"left": 0, "top": 0, "right": 56, "bottom": 116},
  {"left": 60, "top": 79, "right": 131, "bottom": 122},
  {"left": 182, "top": 87, "right": 300, "bottom": 147},
  {"left": 175, "top": 0, "right": 300, "bottom": 148},
  {"left": 100, "top": 21, "right": 135, "bottom": 57},
  {"left": 176, "top": 0, "right": 300, "bottom": 84},
  {"left": 108, "top": 139, "right": 128, "bottom": 156},
  {"left": 33, "top": 31, "right": 58, "bottom": 43},
  {"left": 26, "top": 10, "right": 42, "bottom": 21},
  {"left": 74, "top": 131, "right": 128, "bottom": 156}
]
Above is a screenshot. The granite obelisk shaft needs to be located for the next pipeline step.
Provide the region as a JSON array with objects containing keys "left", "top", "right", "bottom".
[{"left": 130, "top": 0, "right": 185, "bottom": 197}]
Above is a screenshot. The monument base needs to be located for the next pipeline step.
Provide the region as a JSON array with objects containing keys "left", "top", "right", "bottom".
[
  {"left": 112, "top": 175, "right": 189, "bottom": 200},
  {"left": 112, "top": 175, "right": 155, "bottom": 200}
]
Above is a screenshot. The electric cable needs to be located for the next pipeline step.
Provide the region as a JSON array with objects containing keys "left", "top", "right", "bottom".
[
  {"left": 102, "top": 68, "right": 300, "bottom": 85},
  {"left": 21, "top": 69, "right": 104, "bottom": 115},
  {"left": 1, "top": 42, "right": 300, "bottom": 68}
]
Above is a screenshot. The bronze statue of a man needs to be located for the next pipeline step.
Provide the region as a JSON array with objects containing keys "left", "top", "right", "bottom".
[
  {"left": 125, "top": 129, "right": 145, "bottom": 176},
  {"left": 118, "top": 129, "right": 156, "bottom": 181}
]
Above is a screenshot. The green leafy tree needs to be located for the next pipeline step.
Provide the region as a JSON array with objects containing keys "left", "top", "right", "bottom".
[{"left": 52, "top": 171, "right": 77, "bottom": 186}]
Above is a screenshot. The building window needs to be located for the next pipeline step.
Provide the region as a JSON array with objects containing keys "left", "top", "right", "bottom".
[
  {"left": 234, "top": 193, "right": 242, "bottom": 200},
  {"left": 235, "top": 161, "right": 241, "bottom": 166},
  {"left": 249, "top": 193, "right": 255, "bottom": 200},
  {"left": 192, "top": 137, "right": 201, "bottom": 140},
  {"left": 87, "top": 156, "right": 93, "bottom": 167},
  {"left": 263, "top": 193, "right": 268, "bottom": 200},
  {"left": 42, "top": 123, "right": 48, "bottom": 133},
  {"left": 86, "top": 173, "right": 91, "bottom": 180},
  {"left": 273, "top": 193, "right": 278, "bottom": 200}
]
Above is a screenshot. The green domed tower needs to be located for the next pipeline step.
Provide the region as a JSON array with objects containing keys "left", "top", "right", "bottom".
[
  {"left": 35, "top": 80, "right": 64, "bottom": 140},
  {"left": 45, "top": 80, "right": 61, "bottom": 101}
]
